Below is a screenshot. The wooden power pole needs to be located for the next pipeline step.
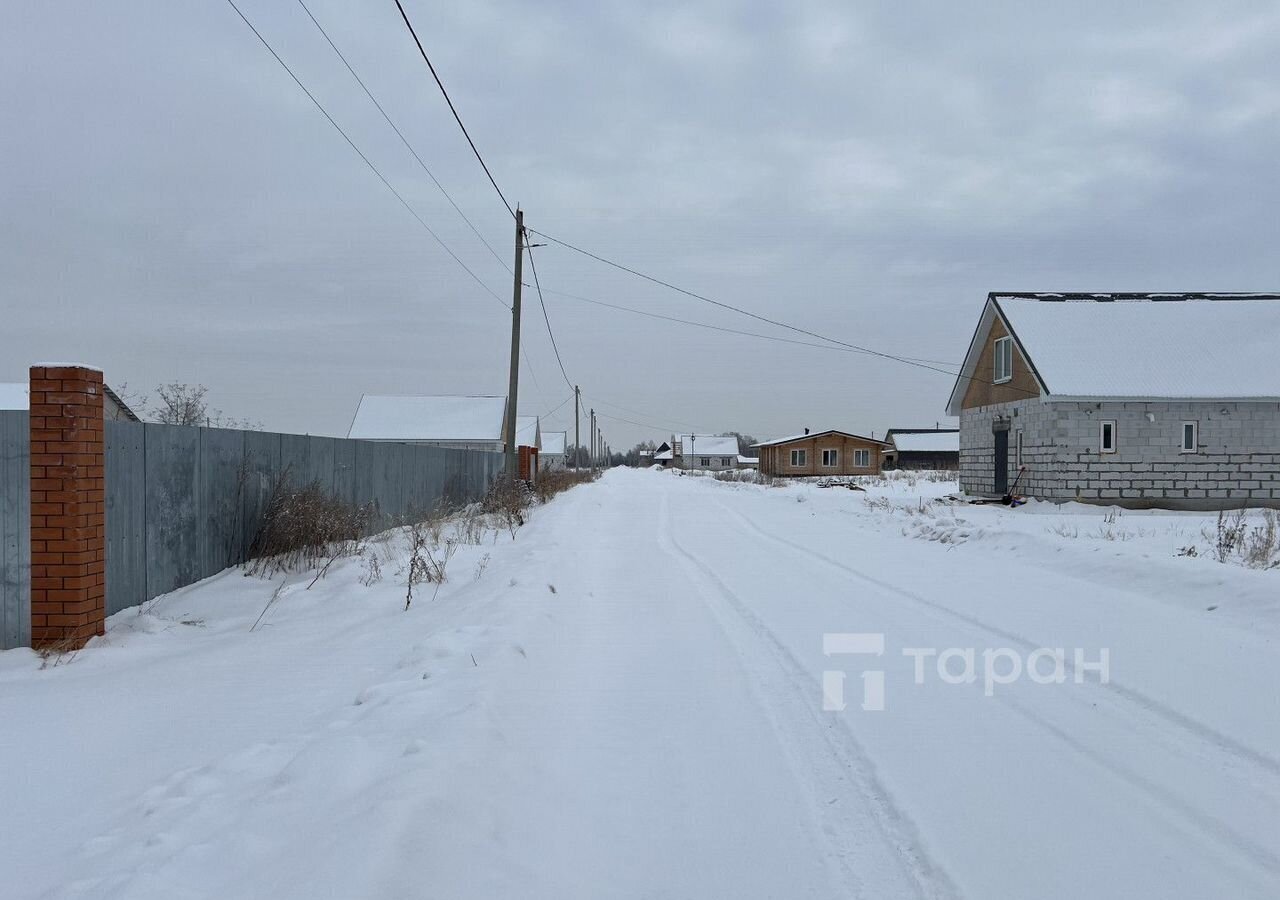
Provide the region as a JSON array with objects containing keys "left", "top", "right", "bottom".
[
  {"left": 503, "top": 208, "right": 524, "bottom": 477},
  {"left": 574, "top": 385, "right": 581, "bottom": 471}
]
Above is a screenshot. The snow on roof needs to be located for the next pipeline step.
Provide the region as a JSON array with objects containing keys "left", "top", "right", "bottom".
[
  {"left": 541, "top": 431, "right": 566, "bottom": 455},
  {"left": 890, "top": 431, "right": 959, "bottom": 453},
  {"left": 653, "top": 449, "right": 674, "bottom": 460},
  {"left": 347, "top": 395, "right": 506, "bottom": 442},
  {"left": 678, "top": 434, "right": 740, "bottom": 456},
  {"left": 0, "top": 383, "right": 29, "bottom": 410},
  {"left": 737, "top": 455, "right": 758, "bottom": 465},
  {"left": 998, "top": 296, "right": 1280, "bottom": 400},
  {"left": 753, "top": 429, "right": 889, "bottom": 448},
  {"left": 515, "top": 416, "right": 540, "bottom": 448}
]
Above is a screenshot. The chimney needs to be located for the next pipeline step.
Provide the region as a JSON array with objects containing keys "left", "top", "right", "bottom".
[{"left": 804, "top": 427, "right": 809, "bottom": 435}]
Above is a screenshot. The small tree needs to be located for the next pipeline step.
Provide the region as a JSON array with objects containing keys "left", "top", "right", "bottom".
[{"left": 153, "top": 383, "right": 208, "bottom": 426}]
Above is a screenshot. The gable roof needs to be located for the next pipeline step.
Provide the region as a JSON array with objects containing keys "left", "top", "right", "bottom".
[
  {"left": 889, "top": 430, "right": 959, "bottom": 453},
  {"left": 946, "top": 293, "right": 1280, "bottom": 415},
  {"left": 0, "top": 383, "right": 28, "bottom": 411},
  {"left": 753, "top": 429, "right": 890, "bottom": 448},
  {"left": 676, "top": 434, "right": 740, "bottom": 457},
  {"left": 515, "top": 416, "right": 540, "bottom": 449},
  {"left": 1, "top": 381, "right": 141, "bottom": 421},
  {"left": 541, "top": 431, "right": 567, "bottom": 455},
  {"left": 347, "top": 394, "right": 507, "bottom": 442}
]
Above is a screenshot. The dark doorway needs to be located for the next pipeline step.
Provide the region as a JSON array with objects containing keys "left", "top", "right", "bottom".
[{"left": 993, "top": 429, "right": 1009, "bottom": 494}]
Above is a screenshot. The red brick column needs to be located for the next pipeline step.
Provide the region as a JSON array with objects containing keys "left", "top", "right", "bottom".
[{"left": 29, "top": 365, "right": 106, "bottom": 649}]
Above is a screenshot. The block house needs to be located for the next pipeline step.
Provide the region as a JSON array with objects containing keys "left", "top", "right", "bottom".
[
  {"left": 947, "top": 293, "right": 1280, "bottom": 509},
  {"left": 753, "top": 430, "right": 888, "bottom": 477}
]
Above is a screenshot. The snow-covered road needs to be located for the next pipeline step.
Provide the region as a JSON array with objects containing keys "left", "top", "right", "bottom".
[{"left": 2, "top": 469, "right": 1277, "bottom": 899}]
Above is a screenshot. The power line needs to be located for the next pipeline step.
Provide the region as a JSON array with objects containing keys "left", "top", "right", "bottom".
[
  {"left": 540, "top": 285, "right": 960, "bottom": 368},
  {"left": 539, "top": 393, "right": 574, "bottom": 419},
  {"left": 296, "top": 0, "right": 510, "bottom": 274},
  {"left": 392, "top": 0, "right": 515, "bottom": 219},
  {"left": 528, "top": 226, "right": 1024, "bottom": 391},
  {"left": 224, "top": 0, "right": 509, "bottom": 311},
  {"left": 590, "top": 396, "right": 704, "bottom": 432},
  {"left": 524, "top": 241, "right": 574, "bottom": 391}
]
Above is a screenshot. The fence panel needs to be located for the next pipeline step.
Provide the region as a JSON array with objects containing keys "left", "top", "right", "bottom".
[
  {"left": 143, "top": 423, "right": 202, "bottom": 600},
  {"left": 1, "top": 418, "right": 503, "bottom": 646},
  {"left": 105, "top": 421, "right": 146, "bottom": 616},
  {"left": 0, "top": 411, "right": 30, "bottom": 649}
]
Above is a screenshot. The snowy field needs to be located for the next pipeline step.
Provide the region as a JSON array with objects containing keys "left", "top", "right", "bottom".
[{"left": 1, "top": 468, "right": 1278, "bottom": 899}]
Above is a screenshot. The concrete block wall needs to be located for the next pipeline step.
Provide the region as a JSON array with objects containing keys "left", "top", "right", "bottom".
[{"left": 961, "top": 399, "right": 1280, "bottom": 509}]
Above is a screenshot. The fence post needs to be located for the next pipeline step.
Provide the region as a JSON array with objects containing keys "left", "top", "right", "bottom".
[{"left": 29, "top": 364, "right": 105, "bottom": 649}]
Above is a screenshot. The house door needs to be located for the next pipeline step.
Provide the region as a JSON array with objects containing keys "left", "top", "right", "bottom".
[{"left": 993, "top": 429, "right": 1009, "bottom": 494}]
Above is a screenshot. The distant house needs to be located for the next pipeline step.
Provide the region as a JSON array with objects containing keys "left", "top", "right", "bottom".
[
  {"left": 541, "top": 431, "right": 567, "bottom": 469},
  {"left": 347, "top": 394, "right": 509, "bottom": 451},
  {"left": 884, "top": 429, "right": 959, "bottom": 470},
  {"left": 673, "top": 434, "right": 742, "bottom": 471},
  {"left": 947, "top": 292, "right": 1280, "bottom": 508},
  {"left": 652, "top": 441, "right": 674, "bottom": 467},
  {"left": 753, "top": 429, "right": 889, "bottom": 477},
  {"left": 1, "top": 381, "right": 140, "bottom": 422}
]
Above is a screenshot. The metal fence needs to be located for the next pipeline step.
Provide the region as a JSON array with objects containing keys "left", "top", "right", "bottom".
[
  {"left": 0, "top": 420, "right": 503, "bottom": 648},
  {"left": 0, "top": 411, "right": 30, "bottom": 650}
]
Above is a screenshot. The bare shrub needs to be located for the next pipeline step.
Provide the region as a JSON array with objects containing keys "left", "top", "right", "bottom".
[
  {"left": 1207, "top": 509, "right": 1249, "bottom": 563},
  {"left": 484, "top": 475, "right": 534, "bottom": 537},
  {"left": 1242, "top": 509, "right": 1279, "bottom": 569},
  {"left": 532, "top": 468, "right": 599, "bottom": 503},
  {"left": 246, "top": 474, "right": 373, "bottom": 578},
  {"left": 714, "top": 470, "right": 774, "bottom": 485},
  {"left": 404, "top": 517, "right": 458, "bottom": 610}
]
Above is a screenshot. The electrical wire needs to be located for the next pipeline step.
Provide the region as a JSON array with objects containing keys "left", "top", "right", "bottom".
[
  {"left": 223, "top": 0, "right": 509, "bottom": 311},
  {"left": 296, "top": 0, "right": 511, "bottom": 274},
  {"left": 524, "top": 240, "right": 574, "bottom": 391},
  {"left": 392, "top": 0, "right": 516, "bottom": 219}
]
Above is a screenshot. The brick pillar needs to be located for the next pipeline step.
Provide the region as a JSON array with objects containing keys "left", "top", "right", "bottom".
[{"left": 29, "top": 365, "right": 106, "bottom": 649}]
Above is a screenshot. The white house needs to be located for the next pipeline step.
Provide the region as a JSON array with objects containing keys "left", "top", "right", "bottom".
[
  {"left": 346, "top": 395, "right": 509, "bottom": 451},
  {"left": 673, "top": 434, "right": 742, "bottom": 471},
  {"left": 541, "top": 431, "right": 567, "bottom": 469}
]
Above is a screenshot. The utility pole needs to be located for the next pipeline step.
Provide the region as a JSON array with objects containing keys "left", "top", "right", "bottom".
[
  {"left": 503, "top": 208, "right": 525, "bottom": 478},
  {"left": 589, "top": 408, "right": 595, "bottom": 472},
  {"left": 574, "top": 385, "right": 581, "bottom": 471}
]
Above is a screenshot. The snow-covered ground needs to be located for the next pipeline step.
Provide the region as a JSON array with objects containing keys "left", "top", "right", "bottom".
[{"left": 1, "top": 469, "right": 1277, "bottom": 899}]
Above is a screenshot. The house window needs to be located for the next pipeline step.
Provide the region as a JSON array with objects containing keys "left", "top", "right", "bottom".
[
  {"left": 1016, "top": 428, "right": 1024, "bottom": 467},
  {"left": 1181, "top": 422, "right": 1198, "bottom": 453},
  {"left": 790, "top": 449, "right": 807, "bottom": 467},
  {"left": 853, "top": 448, "right": 871, "bottom": 467},
  {"left": 721, "top": 457, "right": 731, "bottom": 466},
  {"left": 993, "top": 336, "right": 1013, "bottom": 383},
  {"left": 1099, "top": 420, "right": 1116, "bottom": 453},
  {"left": 699, "top": 457, "right": 710, "bottom": 467},
  {"left": 821, "top": 449, "right": 839, "bottom": 467}
]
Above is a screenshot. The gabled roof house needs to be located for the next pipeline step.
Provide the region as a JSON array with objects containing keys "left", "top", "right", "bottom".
[
  {"left": 753, "top": 429, "right": 889, "bottom": 477},
  {"left": 347, "top": 395, "right": 511, "bottom": 452},
  {"left": 949, "top": 293, "right": 1280, "bottom": 508},
  {"left": 673, "top": 434, "right": 742, "bottom": 471}
]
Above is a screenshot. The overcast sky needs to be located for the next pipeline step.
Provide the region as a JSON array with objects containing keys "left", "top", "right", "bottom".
[{"left": 3, "top": 1, "right": 1278, "bottom": 448}]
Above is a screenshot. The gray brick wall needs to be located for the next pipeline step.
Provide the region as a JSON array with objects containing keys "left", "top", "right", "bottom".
[{"left": 961, "top": 400, "right": 1280, "bottom": 509}]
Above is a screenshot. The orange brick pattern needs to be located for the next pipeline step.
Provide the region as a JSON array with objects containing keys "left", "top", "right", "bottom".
[{"left": 29, "top": 365, "right": 106, "bottom": 649}]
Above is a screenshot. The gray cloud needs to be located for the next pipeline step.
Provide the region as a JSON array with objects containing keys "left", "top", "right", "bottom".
[{"left": 3, "top": 0, "right": 1278, "bottom": 446}]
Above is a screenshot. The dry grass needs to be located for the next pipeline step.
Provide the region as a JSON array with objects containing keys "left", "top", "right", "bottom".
[{"left": 246, "top": 474, "right": 374, "bottom": 578}]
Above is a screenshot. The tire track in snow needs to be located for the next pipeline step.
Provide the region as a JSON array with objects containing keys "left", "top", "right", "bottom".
[
  {"left": 713, "top": 497, "right": 1280, "bottom": 779},
  {"left": 657, "top": 494, "right": 964, "bottom": 900},
  {"left": 709, "top": 497, "right": 1280, "bottom": 883}
]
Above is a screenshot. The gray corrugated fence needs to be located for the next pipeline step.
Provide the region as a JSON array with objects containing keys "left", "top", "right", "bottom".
[
  {"left": 0, "top": 411, "right": 31, "bottom": 650},
  {"left": 0, "top": 420, "right": 502, "bottom": 647}
]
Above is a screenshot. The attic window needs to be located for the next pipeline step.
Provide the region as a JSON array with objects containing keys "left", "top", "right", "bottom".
[{"left": 993, "top": 336, "right": 1014, "bottom": 384}]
